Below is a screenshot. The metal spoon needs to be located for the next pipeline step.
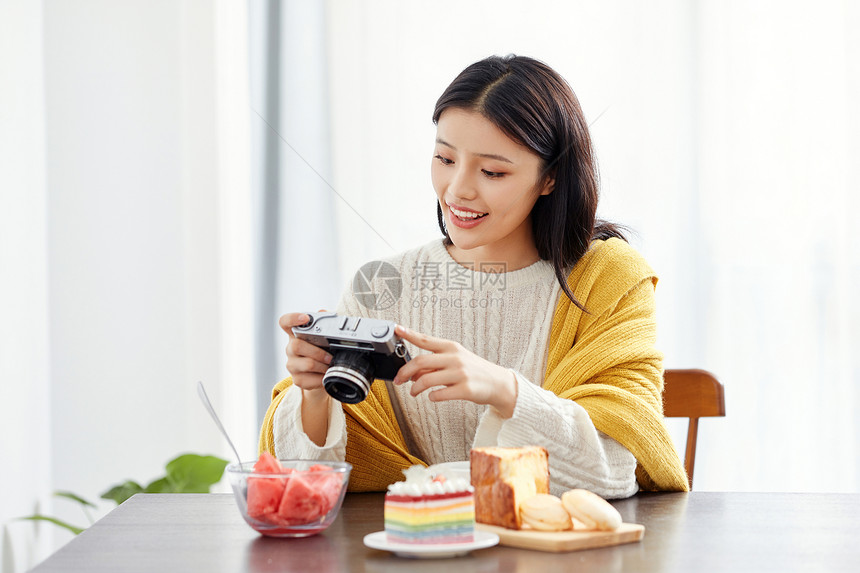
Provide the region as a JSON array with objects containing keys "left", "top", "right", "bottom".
[{"left": 197, "top": 380, "right": 243, "bottom": 465}]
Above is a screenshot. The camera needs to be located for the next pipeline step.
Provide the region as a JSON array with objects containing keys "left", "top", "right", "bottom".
[{"left": 292, "top": 311, "right": 411, "bottom": 404}]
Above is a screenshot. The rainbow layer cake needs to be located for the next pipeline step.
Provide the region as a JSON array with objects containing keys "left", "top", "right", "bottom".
[{"left": 384, "top": 466, "right": 475, "bottom": 544}]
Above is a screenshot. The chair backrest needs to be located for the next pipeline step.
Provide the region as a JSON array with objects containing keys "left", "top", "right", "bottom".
[{"left": 662, "top": 369, "right": 726, "bottom": 489}]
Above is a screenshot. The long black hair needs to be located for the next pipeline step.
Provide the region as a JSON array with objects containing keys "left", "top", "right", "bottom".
[{"left": 433, "top": 54, "right": 625, "bottom": 310}]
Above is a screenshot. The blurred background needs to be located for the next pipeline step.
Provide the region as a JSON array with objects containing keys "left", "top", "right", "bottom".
[{"left": 2, "top": 0, "right": 858, "bottom": 570}]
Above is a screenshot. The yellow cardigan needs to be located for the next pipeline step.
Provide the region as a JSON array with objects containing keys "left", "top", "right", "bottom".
[{"left": 259, "top": 238, "right": 689, "bottom": 492}]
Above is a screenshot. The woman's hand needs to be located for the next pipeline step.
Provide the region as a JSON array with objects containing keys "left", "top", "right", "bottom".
[
  {"left": 392, "top": 325, "right": 518, "bottom": 418},
  {"left": 279, "top": 312, "right": 334, "bottom": 395},
  {"left": 279, "top": 312, "right": 334, "bottom": 447}
]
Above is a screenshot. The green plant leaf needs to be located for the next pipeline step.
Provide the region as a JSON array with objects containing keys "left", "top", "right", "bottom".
[
  {"left": 18, "top": 515, "right": 85, "bottom": 535},
  {"left": 165, "top": 454, "right": 228, "bottom": 493},
  {"left": 54, "top": 490, "right": 97, "bottom": 509},
  {"left": 100, "top": 480, "right": 145, "bottom": 505},
  {"left": 144, "top": 477, "right": 174, "bottom": 493}
]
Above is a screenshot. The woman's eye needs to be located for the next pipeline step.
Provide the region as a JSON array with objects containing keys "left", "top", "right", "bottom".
[
  {"left": 482, "top": 169, "right": 505, "bottom": 178},
  {"left": 434, "top": 154, "right": 453, "bottom": 165}
]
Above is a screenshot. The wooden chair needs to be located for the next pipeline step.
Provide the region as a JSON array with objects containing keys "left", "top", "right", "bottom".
[{"left": 662, "top": 369, "right": 726, "bottom": 489}]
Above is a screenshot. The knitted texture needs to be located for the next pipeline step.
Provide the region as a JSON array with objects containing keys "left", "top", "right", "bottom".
[
  {"left": 258, "top": 238, "right": 689, "bottom": 492},
  {"left": 258, "top": 377, "right": 424, "bottom": 491},
  {"left": 258, "top": 240, "right": 559, "bottom": 492},
  {"left": 542, "top": 238, "right": 689, "bottom": 491},
  {"left": 387, "top": 241, "right": 558, "bottom": 465}
]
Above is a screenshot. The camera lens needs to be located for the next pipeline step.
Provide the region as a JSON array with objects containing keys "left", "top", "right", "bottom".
[{"left": 323, "top": 350, "right": 375, "bottom": 404}]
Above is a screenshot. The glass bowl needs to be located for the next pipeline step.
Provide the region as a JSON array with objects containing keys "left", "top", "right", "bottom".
[{"left": 226, "top": 459, "right": 352, "bottom": 537}]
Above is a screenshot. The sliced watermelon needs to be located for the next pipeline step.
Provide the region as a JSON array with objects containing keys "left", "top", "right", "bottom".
[
  {"left": 304, "top": 469, "right": 343, "bottom": 515},
  {"left": 319, "top": 474, "right": 343, "bottom": 513},
  {"left": 247, "top": 453, "right": 292, "bottom": 522},
  {"left": 245, "top": 454, "right": 344, "bottom": 528},
  {"left": 253, "top": 451, "right": 284, "bottom": 473},
  {"left": 247, "top": 476, "right": 285, "bottom": 520},
  {"left": 278, "top": 473, "right": 325, "bottom": 524}
]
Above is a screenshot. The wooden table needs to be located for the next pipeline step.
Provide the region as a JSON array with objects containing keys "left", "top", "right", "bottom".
[{"left": 29, "top": 492, "right": 860, "bottom": 572}]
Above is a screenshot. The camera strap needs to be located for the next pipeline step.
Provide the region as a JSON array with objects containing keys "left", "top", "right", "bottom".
[{"left": 384, "top": 379, "right": 422, "bottom": 461}]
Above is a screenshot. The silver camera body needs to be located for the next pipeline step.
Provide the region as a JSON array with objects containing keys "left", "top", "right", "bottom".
[{"left": 292, "top": 311, "right": 411, "bottom": 404}]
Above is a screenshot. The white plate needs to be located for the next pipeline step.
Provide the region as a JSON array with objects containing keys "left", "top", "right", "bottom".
[
  {"left": 427, "top": 461, "right": 471, "bottom": 482},
  {"left": 363, "top": 530, "right": 499, "bottom": 559}
]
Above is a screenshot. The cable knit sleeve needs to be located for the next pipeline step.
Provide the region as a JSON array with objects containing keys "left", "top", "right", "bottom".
[
  {"left": 541, "top": 240, "right": 688, "bottom": 492},
  {"left": 472, "top": 237, "right": 688, "bottom": 497},
  {"left": 473, "top": 373, "right": 638, "bottom": 499},
  {"left": 263, "top": 286, "right": 359, "bottom": 462},
  {"left": 271, "top": 383, "right": 347, "bottom": 461}
]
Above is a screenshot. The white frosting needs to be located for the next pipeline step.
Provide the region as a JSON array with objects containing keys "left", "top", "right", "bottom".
[{"left": 387, "top": 464, "right": 473, "bottom": 495}]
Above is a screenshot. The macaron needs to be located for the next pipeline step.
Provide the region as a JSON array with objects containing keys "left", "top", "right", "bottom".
[
  {"left": 519, "top": 494, "right": 572, "bottom": 531},
  {"left": 561, "top": 489, "right": 622, "bottom": 531}
]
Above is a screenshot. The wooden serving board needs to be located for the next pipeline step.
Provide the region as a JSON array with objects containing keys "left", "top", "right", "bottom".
[{"left": 476, "top": 522, "right": 645, "bottom": 553}]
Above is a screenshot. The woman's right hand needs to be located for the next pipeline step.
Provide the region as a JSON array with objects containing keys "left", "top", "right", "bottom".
[
  {"left": 279, "top": 312, "right": 334, "bottom": 394},
  {"left": 279, "top": 312, "right": 334, "bottom": 447}
]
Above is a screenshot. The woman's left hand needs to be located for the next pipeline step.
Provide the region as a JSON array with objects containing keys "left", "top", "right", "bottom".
[{"left": 392, "top": 324, "right": 518, "bottom": 418}]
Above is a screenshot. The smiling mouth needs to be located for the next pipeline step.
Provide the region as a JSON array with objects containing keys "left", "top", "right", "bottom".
[{"left": 448, "top": 205, "right": 488, "bottom": 220}]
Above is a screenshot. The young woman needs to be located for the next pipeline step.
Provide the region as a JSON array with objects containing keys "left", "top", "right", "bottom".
[{"left": 259, "top": 55, "right": 689, "bottom": 497}]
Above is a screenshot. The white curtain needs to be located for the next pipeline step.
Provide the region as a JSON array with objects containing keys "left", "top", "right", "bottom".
[
  {"left": 250, "top": 0, "right": 341, "bottom": 424},
  {"left": 0, "top": 2, "right": 53, "bottom": 571},
  {"left": 1, "top": 1, "right": 255, "bottom": 570},
  {"left": 317, "top": 0, "right": 859, "bottom": 492}
]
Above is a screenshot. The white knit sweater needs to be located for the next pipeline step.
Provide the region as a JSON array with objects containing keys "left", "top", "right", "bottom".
[{"left": 273, "top": 240, "right": 639, "bottom": 498}]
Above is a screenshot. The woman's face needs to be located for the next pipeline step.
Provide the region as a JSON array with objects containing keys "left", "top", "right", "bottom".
[{"left": 431, "top": 107, "right": 553, "bottom": 269}]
